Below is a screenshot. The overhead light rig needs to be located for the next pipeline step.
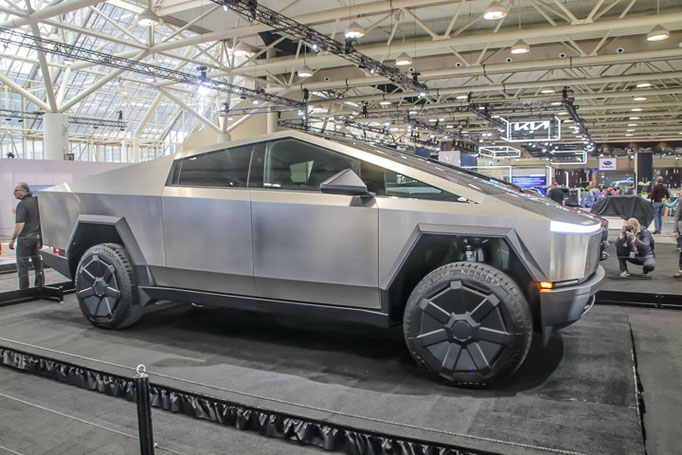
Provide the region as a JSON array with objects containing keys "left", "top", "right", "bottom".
[
  {"left": 0, "top": 27, "right": 303, "bottom": 111},
  {"left": 213, "top": 0, "right": 428, "bottom": 94},
  {"left": 0, "top": 108, "right": 127, "bottom": 130},
  {"left": 562, "top": 88, "right": 595, "bottom": 154},
  {"left": 278, "top": 118, "right": 441, "bottom": 151}
]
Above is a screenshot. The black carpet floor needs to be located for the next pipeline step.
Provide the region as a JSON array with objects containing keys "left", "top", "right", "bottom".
[{"left": 0, "top": 297, "right": 644, "bottom": 455}]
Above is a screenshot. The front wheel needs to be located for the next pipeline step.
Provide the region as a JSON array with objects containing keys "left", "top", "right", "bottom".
[
  {"left": 75, "top": 243, "right": 142, "bottom": 329},
  {"left": 404, "top": 262, "right": 532, "bottom": 386}
]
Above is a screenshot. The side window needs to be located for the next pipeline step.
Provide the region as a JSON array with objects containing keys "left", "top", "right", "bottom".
[
  {"left": 360, "top": 161, "right": 465, "bottom": 202},
  {"left": 169, "top": 145, "right": 252, "bottom": 188},
  {"left": 263, "top": 139, "right": 359, "bottom": 191}
]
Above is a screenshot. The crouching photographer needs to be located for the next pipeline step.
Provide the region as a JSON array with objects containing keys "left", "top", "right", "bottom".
[{"left": 616, "top": 218, "right": 655, "bottom": 278}]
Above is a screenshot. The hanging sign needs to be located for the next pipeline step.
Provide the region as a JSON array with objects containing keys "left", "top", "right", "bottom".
[
  {"left": 501, "top": 116, "right": 561, "bottom": 142},
  {"left": 599, "top": 158, "right": 617, "bottom": 170}
]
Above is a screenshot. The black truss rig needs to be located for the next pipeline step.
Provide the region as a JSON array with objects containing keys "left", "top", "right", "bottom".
[
  {"left": 278, "top": 118, "right": 441, "bottom": 151},
  {"left": 562, "top": 89, "right": 595, "bottom": 154},
  {"left": 214, "top": 0, "right": 427, "bottom": 94},
  {"left": 0, "top": 27, "right": 303, "bottom": 110},
  {"left": 0, "top": 108, "right": 126, "bottom": 130}
]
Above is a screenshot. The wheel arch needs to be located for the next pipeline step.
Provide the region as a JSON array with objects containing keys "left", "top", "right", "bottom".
[
  {"left": 382, "top": 224, "right": 544, "bottom": 324},
  {"left": 66, "top": 215, "right": 152, "bottom": 287}
]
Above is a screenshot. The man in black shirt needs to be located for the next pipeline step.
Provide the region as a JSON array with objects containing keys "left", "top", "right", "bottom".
[
  {"left": 9, "top": 182, "right": 44, "bottom": 289},
  {"left": 547, "top": 181, "right": 566, "bottom": 205}
]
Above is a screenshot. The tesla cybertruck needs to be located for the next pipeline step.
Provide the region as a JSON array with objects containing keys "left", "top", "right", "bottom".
[{"left": 39, "top": 131, "right": 604, "bottom": 385}]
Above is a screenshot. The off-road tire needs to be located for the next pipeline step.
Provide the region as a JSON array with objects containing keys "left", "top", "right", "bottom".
[
  {"left": 75, "top": 243, "right": 142, "bottom": 329},
  {"left": 404, "top": 262, "right": 532, "bottom": 386}
]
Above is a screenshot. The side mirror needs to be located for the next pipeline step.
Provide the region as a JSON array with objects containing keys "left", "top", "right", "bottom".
[{"left": 320, "top": 169, "right": 372, "bottom": 196}]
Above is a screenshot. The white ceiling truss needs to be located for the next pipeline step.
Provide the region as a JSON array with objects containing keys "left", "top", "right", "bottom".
[{"left": 0, "top": 0, "right": 679, "bottom": 161}]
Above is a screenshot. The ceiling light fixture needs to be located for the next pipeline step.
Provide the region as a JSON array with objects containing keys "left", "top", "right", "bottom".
[
  {"left": 483, "top": 1, "right": 507, "bottom": 20},
  {"left": 456, "top": 95, "right": 468, "bottom": 100},
  {"left": 628, "top": 123, "right": 638, "bottom": 126},
  {"left": 636, "top": 82, "right": 652, "bottom": 88},
  {"left": 137, "top": 0, "right": 160, "bottom": 27},
  {"left": 395, "top": 52, "right": 413, "bottom": 66},
  {"left": 379, "top": 100, "right": 391, "bottom": 106},
  {"left": 630, "top": 116, "right": 640, "bottom": 120},
  {"left": 511, "top": 40, "right": 530, "bottom": 54},
  {"left": 298, "top": 64, "right": 314, "bottom": 78},
  {"left": 647, "top": 25, "right": 669, "bottom": 42},
  {"left": 541, "top": 88, "right": 555, "bottom": 94},
  {"left": 634, "top": 96, "right": 647, "bottom": 101},
  {"left": 632, "top": 108, "right": 643, "bottom": 111},
  {"left": 344, "top": 21, "right": 366, "bottom": 40}
]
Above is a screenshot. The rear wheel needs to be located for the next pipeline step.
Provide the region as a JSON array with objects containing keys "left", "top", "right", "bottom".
[
  {"left": 404, "top": 262, "right": 532, "bottom": 386},
  {"left": 75, "top": 243, "right": 142, "bottom": 329}
]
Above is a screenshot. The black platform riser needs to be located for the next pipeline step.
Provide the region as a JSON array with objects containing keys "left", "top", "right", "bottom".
[{"left": 0, "top": 346, "right": 498, "bottom": 455}]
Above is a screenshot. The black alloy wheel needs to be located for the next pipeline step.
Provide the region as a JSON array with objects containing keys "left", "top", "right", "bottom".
[
  {"left": 75, "top": 243, "right": 142, "bottom": 329},
  {"left": 404, "top": 262, "right": 532, "bottom": 386}
]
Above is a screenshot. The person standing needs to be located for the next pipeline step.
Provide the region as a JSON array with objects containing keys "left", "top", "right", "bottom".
[
  {"left": 9, "top": 182, "right": 44, "bottom": 289},
  {"left": 649, "top": 176, "right": 669, "bottom": 234},
  {"left": 547, "top": 180, "right": 566, "bottom": 205},
  {"left": 674, "top": 196, "right": 682, "bottom": 278}
]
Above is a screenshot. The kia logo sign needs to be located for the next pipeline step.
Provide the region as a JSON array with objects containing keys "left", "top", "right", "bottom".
[
  {"left": 501, "top": 116, "right": 561, "bottom": 142},
  {"left": 512, "top": 121, "right": 550, "bottom": 132}
]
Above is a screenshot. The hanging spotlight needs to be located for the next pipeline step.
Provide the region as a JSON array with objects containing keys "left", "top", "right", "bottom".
[
  {"left": 510, "top": 40, "right": 530, "bottom": 54},
  {"left": 298, "top": 64, "right": 314, "bottom": 78},
  {"left": 646, "top": 25, "right": 669, "bottom": 42},
  {"left": 483, "top": 1, "right": 507, "bottom": 20},
  {"left": 233, "top": 42, "right": 257, "bottom": 57},
  {"left": 395, "top": 52, "right": 413, "bottom": 66},
  {"left": 344, "top": 21, "right": 366, "bottom": 40},
  {"left": 252, "top": 98, "right": 260, "bottom": 105},
  {"left": 137, "top": 3, "right": 160, "bottom": 27}
]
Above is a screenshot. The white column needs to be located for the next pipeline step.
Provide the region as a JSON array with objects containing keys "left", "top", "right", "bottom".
[
  {"left": 266, "top": 48, "right": 277, "bottom": 134},
  {"left": 43, "top": 113, "right": 68, "bottom": 160}
]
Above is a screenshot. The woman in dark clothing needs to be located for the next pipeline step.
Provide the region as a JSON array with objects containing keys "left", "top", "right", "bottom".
[{"left": 616, "top": 218, "right": 655, "bottom": 279}]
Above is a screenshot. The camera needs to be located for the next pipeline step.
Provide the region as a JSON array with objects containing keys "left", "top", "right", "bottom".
[{"left": 625, "top": 225, "right": 635, "bottom": 232}]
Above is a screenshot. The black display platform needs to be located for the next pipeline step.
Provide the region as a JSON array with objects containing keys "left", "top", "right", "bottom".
[
  {"left": 597, "top": 242, "right": 681, "bottom": 308},
  {"left": 0, "top": 297, "right": 644, "bottom": 454}
]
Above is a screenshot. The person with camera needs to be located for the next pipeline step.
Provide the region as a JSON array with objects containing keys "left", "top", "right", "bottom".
[{"left": 616, "top": 218, "right": 655, "bottom": 278}]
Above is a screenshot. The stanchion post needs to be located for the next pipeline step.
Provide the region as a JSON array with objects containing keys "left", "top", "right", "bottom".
[{"left": 135, "top": 364, "right": 155, "bottom": 455}]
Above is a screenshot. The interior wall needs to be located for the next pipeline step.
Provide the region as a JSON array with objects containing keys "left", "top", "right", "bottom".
[{"left": 0, "top": 159, "right": 127, "bottom": 236}]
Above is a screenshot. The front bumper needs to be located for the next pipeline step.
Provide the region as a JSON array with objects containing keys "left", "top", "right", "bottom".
[{"left": 539, "top": 265, "right": 605, "bottom": 344}]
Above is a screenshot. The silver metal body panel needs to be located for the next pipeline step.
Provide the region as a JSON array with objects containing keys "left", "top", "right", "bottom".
[
  {"left": 39, "top": 130, "right": 602, "bottom": 316},
  {"left": 251, "top": 189, "right": 380, "bottom": 308},
  {"left": 39, "top": 156, "right": 173, "bottom": 267},
  {"left": 160, "top": 186, "right": 255, "bottom": 295}
]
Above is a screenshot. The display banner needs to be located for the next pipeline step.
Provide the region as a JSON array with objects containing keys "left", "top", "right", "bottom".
[
  {"left": 599, "top": 158, "right": 617, "bottom": 170},
  {"left": 511, "top": 175, "right": 547, "bottom": 188}
]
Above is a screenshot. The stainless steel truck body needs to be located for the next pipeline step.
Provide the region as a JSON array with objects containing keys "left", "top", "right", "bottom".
[{"left": 39, "top": 131, "right": 604, "bottom": 385}]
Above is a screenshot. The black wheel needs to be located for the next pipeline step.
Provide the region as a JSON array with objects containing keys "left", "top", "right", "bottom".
[
  {"left": 75, "top": 243, "right": 142, "bottom": 329},
  {"left": 404, "top": 262, "right": 532, "bottom": 386}
]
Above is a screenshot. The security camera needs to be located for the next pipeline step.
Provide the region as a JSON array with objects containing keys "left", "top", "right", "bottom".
[
  {"left": 617, "top": 47, "right": 624, "bottom": 53},
  {"left": 455, "top": 62, "right": 463, "bottom": 67},
  {"left": 505, "top": 57, "right": 513, "bottom": 63},
  {"left": 559, "top": 52, "right": 567, "bottom": 58},
  {"left": 323, "top": 76, "right": 330, "bottom": 82}
]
